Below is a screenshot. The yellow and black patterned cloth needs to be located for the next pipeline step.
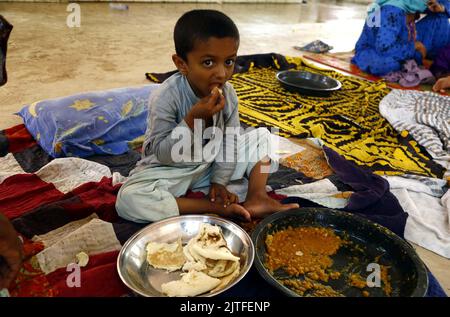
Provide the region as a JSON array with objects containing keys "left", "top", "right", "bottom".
[{"left": 146, "top": 54, "right": 444, "bottom": 178}]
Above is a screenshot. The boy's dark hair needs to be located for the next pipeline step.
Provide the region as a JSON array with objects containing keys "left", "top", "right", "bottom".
[{"left": 174, "top": 10, "right": 240, "bottom": 61}]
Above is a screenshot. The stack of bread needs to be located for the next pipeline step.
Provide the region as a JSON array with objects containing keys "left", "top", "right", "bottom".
[{"left": 145, "top": 223, "right": 240, "bottom": 297}]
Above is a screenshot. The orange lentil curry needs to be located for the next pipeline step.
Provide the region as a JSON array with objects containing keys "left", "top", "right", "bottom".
[
  {"left": 265, "top": 226, "right": 343, "bottom": 277},
  {"left": 264, "top": 226, "right": 392, "bottom": 297}
]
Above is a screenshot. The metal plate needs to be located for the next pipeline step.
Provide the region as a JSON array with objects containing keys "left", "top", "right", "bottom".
[
  {"left": 276, "top": 70, "right": 342, "bottom": 97},
  {"left": 117, "top": 215, "right": 254, "bottom": 297},
  {"left": 251, "top": 208, "right": 428, "bottom": 297}
]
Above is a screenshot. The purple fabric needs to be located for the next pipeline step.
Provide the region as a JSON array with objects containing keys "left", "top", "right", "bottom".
[
  {"left": 383, "top": 59, "right": 435, "bottom": 87},
  {"left": 282, "top": 146, "right": 408, "bottom": 237},
  {"left": 430, "top": 44, "right": 450, "bottom": 78},
  {"left": 322, "top": 146, "right": 408, "bottom": 237}
]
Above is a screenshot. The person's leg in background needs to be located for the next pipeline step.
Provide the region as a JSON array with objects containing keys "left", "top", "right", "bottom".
[{"left": 0, "top": 15, "right": 13, "bottom": 87}]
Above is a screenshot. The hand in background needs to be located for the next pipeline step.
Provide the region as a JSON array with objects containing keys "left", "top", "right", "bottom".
[
  {"left": 427, "top": 0, "right": 446, "bottom": 13},
  {"left": 415, "top": 41, "right": 427, "bottom": 59},
  {"left": 432, "top": 76, "right": 450, "bottom": 93}
]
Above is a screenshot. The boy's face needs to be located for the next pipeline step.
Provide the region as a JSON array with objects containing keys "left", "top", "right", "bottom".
[{"left": 173, "top": 37, "right": 239, "bottom": 98}]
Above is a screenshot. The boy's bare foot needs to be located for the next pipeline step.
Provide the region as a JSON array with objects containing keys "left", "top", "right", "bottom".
[{"left": 243, "top": 193, "right": 299, "bottom": 219}]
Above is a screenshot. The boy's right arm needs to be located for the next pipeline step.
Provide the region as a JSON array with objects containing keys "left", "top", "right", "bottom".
[{"left": 144, "top": 89, "right": 224, "bottom": 164}]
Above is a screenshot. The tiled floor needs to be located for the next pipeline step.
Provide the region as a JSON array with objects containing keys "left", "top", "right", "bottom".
[{"left": 0, "top": 1, "right": 448, "bottom": 295}]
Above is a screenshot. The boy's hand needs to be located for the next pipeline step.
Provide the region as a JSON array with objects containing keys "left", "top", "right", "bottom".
[
  {"left": 209, "top": 183, "right": 239, "bottom": 207},
  {"left": 433, "top": 76, "right": 450, "bottom": 93},
  {"left": 186, "top": 87, "right": 225, "bottom": 124}
]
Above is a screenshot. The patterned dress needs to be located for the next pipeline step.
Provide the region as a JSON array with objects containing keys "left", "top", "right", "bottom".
[{"left": 352, "top": 5, "right": 422, "bottom": 76}]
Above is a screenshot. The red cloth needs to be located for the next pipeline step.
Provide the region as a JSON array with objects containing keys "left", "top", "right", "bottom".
[
  {"left": 71, "top": 177, "right": 121, "bottom": 222},
  {"left": 46, "top": 251, "right": 129, "bottom": 297},
  {"left": 12, "top": 177, "right": 121, "bottom": 239},
  {"left": 9, "top": 239, "right": 54, "bottom": 297},
  {"left": 11, "top": 245, "right": 129, "bottom": 297},
  {"left": 267, "top": 191, "right": 287, "bottom": 201},
  {"left": 4, "top": 124, "right": 36, "bottom": 153},
  {"left": 185, "top": 189, "right": 206, "bottom": 199},
  {"left": 0, "top": 174, "right": 64, "bottom": 219}
]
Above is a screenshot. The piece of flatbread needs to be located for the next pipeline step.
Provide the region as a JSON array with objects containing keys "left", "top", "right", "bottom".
[
  {"left": 211, "top": 265, "right": 241, "bottom": 293},
  {"left": 161, "top": 270, "right": 221, "bottom": 297},
  {"left": 152, "top": 224, "right": 241, "bottom": 296},
  {"left": 212, "top": 86, "right": 223, "bottom": 96},
  {"left": 187, "top": 223, "right": 239, "bottom": 261},
  {"left": 146, "top": 238, "right": 186, "bottom": 272},
  {"left": 182, "top": 224, "right": 240, "bottom": 287},
  {"left": 206, "top": 258, "right": 240, "bottom": 278}
]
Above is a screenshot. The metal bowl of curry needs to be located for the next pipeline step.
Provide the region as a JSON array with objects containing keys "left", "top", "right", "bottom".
[{"left": 251, "top": 208, "right": 428, "bottom": 297}]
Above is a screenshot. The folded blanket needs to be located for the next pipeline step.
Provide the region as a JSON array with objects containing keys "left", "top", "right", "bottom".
[{"left": 379, "top": 89, "right": 450, "bottom": 179}]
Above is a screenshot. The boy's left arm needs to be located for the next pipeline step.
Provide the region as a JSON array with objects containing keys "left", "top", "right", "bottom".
[{"left": 209, "top": 89, "right": 240, "bottom": 187}]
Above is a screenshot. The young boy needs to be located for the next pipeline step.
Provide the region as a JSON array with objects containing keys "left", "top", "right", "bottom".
[{"left": 116, "top": 10, "right": 299, "bottom": 223}]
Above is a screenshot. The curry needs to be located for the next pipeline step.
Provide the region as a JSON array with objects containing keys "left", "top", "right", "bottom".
[
  {"left": 265, "top": 226, "right": 343, "bottom": 277},
  {"left": 264, "top": 226, "right": 392, "bottom": 297}
]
